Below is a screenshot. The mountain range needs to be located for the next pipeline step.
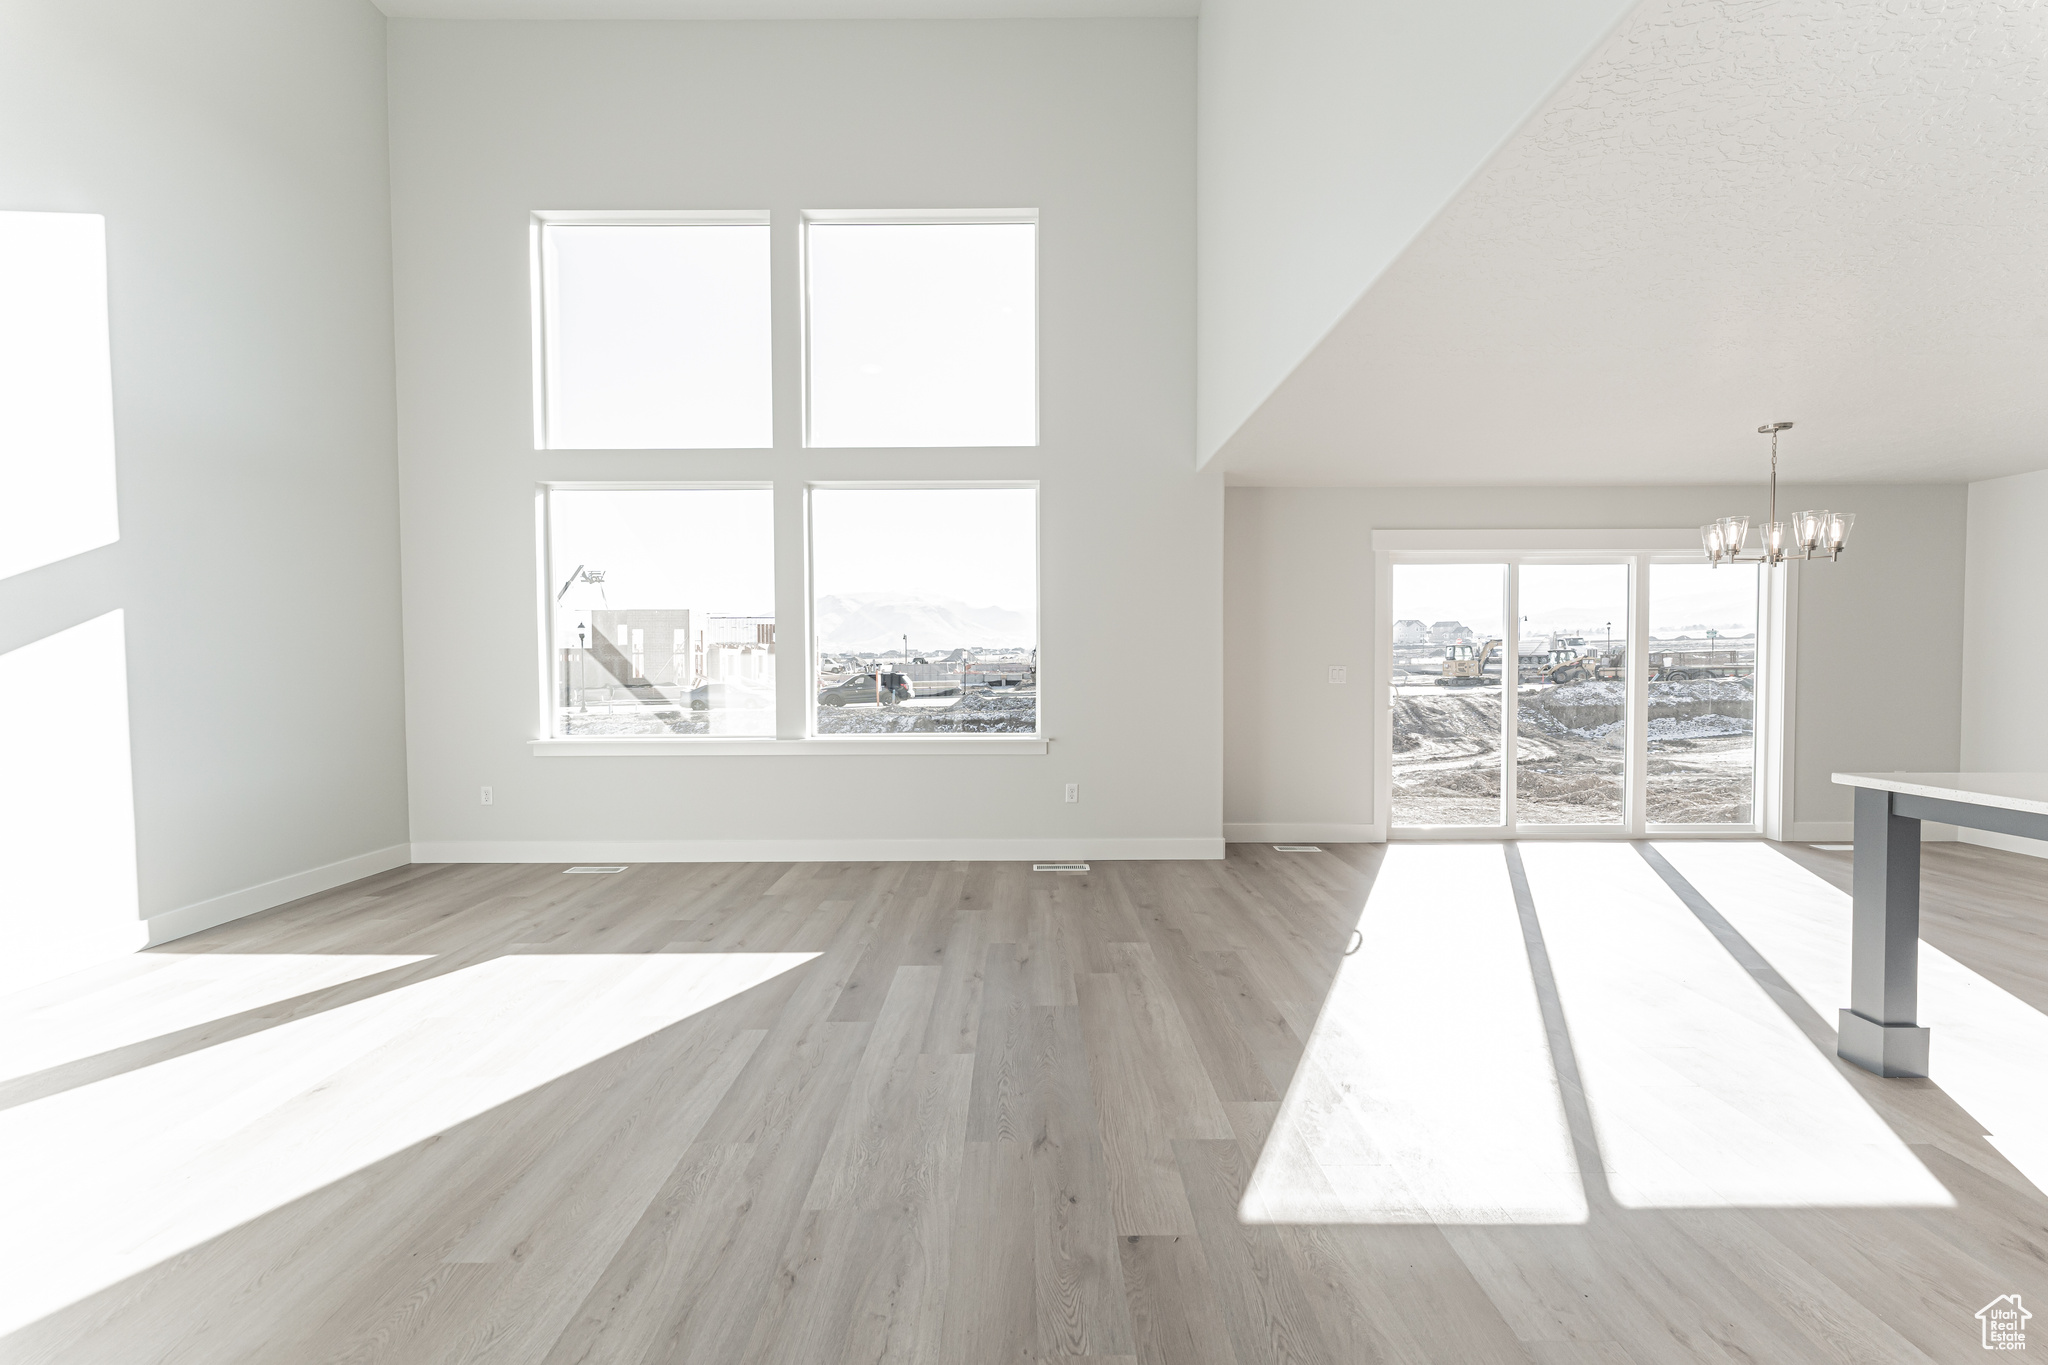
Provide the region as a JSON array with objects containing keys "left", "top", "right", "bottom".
[{"left": 814, "top": 592, "right": 1035, "bottom": 654}]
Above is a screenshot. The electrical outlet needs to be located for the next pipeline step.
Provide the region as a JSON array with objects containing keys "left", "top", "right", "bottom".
[
  {"left": 1328, "top": 666, "right": 1348, "bottom": 684},
  {"left": 1064, "top": 783, "right": 1079, "bottom": 803},
  {"left": 480, "top": 786, "right": 493, "bottom": 806}
]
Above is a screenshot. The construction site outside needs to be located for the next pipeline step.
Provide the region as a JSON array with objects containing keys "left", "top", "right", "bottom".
[{"left": 1391, "top": 637, "right": 1756, "bottom": 827}]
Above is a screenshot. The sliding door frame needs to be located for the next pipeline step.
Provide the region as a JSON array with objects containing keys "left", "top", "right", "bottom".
[{"left": 1371, "top": 530, "right": 1787, "bottom": 842}]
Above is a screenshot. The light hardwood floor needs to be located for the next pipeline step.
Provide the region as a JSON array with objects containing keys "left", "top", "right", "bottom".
[{"left": 2, "top": 841, "right": 2046, "bottom": 1364}]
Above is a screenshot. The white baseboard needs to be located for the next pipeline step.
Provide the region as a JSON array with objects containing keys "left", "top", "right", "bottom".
[
  {"left": 143, "top": 842, "right": 413, "bottom": 946},
  {"left": 1223, "top": 823, "right": 1382, "bottom": 844},
  {"left": 1960, "top": 827, "right": 2048, "bottom": 860},
  {"left": 408, "top": 837, "right": 1224, "bottom": 864}
]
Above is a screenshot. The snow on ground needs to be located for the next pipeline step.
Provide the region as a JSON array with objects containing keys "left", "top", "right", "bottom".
[
  {"left": 1548, "top": 677, "right": 1754, "bottom": 706},
  {"left": 1393, "top": 679, "right": 1757, "bottom": 826},
  {"left": 1649, "top": 713, "right": 1751, "bottom": 740}
]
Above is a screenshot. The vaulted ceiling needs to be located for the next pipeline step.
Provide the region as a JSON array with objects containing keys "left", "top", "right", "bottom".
[
  {"left": 370, "top": 0, "right": 2048, "bottom": 486},
  {"left": 1213, "top": 0, "right": 2048, "bottom": 486}
]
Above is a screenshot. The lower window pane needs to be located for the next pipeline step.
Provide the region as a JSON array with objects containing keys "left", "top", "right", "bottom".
[
  {"left": 1515, "top": 564, "right": 1628, "bottom": 824},
  {"left": 548, "top": 488, "right": 776, "bottom": 737},
  {"left": 1647, "top": 562, "right": 1759, "bottom": 823},
  {"left": 1391, "top": 564, "right": 1505, "bottom": 825},
  {"left": 811, "top": 487, "right": 1037, "bottom": 734}
]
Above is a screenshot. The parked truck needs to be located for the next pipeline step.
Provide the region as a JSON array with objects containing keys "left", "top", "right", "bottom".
[{"left": 1651, "top": 649, "right": 1753, "bottom": 682}]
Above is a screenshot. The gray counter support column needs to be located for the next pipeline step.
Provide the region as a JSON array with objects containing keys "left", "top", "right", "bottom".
[{"left": 1839, "top": 786, "right": 1930, "bottom": 1077}]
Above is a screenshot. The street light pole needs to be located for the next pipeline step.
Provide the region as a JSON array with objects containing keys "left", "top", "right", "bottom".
[{"left": 577, "top": 623, "right": 588, "bottom": 713}]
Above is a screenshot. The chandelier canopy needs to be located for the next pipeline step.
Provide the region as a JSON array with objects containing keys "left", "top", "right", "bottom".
[{"left": 1701, "top": 422, "right": 1853, "bottom": 566}]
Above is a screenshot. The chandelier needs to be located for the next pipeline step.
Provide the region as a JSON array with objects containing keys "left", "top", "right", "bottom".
[{"left": 1700, "top": 422, "right": 1853, "bottom": 566}]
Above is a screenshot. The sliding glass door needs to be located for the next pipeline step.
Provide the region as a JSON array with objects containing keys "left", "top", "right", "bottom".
[
  {"left": 1646, "top": 561, "right": 1760, "bottom": 826},
  {"left": 1390, "top": 564, "right": 1505, "bottom": 827},
  {"left": 1515, "top": 564, "right": 1629, "bottom": 826},
  {"left": 1388, "top": 555, "right": 1765, "bottom": 837}
]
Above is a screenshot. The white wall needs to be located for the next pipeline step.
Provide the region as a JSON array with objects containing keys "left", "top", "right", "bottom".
[
  {"left": 389, "top": 19, "right": 1221, "bottom": 860},
  {"left": 1194, "top": 0, "right": 1637, "bottom": 463},
  {"left": 0, "top": 0, "right": 410, "bottom": 972},
  {"left": 1960, "top": 467, "right": 2048, "bottom": 857},
  {"left": 1224, "top": 483, "right": 1966, "bottom": 839}
]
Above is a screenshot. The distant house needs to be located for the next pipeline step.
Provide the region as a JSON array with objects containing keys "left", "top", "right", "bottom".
[
  {"left": 1393, "top": 619, "right": 1427, "bottom": 645},
  {"left": 1427, "top": 620, "right": 1475, "bottom": 645},
  {"left": 573, "top": 608, "right": 774, "bottom": 694}
]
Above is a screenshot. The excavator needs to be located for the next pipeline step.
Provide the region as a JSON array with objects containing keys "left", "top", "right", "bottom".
[
  {"left": 1437, "top": 639, "right": 1502, "bottom": 686},
  {"left": 1439, "top": 636, "right": 1624, "bottom": 687},
  {"left": 1522, "top": 633, "right": 1627, "bottom": 685}
]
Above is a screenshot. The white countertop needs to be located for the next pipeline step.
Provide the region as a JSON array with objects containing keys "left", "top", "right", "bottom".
[{"left": 1832, "top": 772, "right": 2048, "bottom": 816}]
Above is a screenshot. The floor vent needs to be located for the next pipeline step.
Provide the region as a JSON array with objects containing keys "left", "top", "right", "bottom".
[
  {"left": 1033, "top": 863, "right": 1090, "bottom": 873},
  {"left": 1273, "top": 845, "right": 1323, "bottom": 853},
  {"left": 1811, "top": 844, "right": 1853, "bottom": 852},
  {"left": 564, "top": 865, "right": 628, "bottom": 874}
]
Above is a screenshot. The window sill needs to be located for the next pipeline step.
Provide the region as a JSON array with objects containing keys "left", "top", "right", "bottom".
[{"left": 529, "top": 736, "right": 1048, "bottom": 757}]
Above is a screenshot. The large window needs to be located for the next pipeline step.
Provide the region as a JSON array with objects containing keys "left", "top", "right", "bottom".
[
  {"left": 0, "top": 211, "right": 119, "bottom": 581},
  {"left": 1647, "top": 562, "right": 1760, "bottom": 824},
  {"left": 535, "top": 218, "right": 772, "bottom": 450},
  {"left": 810, "top": 486, "right": 1037, "bottom": 733},
  {"left": 546, "top": 488, "right": 776, "bottom": 736},
  {"left": 804, "top": 219, "right": 1037, "bottom": 448}
]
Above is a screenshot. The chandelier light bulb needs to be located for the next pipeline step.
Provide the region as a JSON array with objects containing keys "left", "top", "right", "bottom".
[
  {"left": 1827, "top": 511, "right": 1854, "bottom": 551},
  {"left": 1700, "top": 522, "right": 1725, "bottom": 559}
]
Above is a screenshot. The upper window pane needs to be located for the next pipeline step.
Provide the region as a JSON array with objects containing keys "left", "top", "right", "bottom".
[
  {"left": 811, "top": 486, "right": 1037, "bottom": 733},
  {"left": 0, "top": 211, "right": 119, "bottom": 581},
  {"left": 538, "top": 222, "right": 771, "bottom": 450},
  {"left": 548, "top": 488, "right": 775, "bottom": 737},
  {"left": 805, "top": 221, "right": 1037, "bottom": 448}
]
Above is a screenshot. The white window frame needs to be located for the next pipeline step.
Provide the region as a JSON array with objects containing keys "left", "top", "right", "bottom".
[
  {"left": 529, "top": 209, "right": 773, "bottom": 452},
  {"left": 804, "top": 480, "right": 1042, "bottom": 740},
  {"left": 529, "top": 480, "right": 1048, "bottom": 756},
  {"left": 1371, "top": 531, "right": 1793, "bottom": 840},
  {"left": 533, "top": 479, "right": 775, "bottom": 746},
  {"left": 798, "top": 208, "right": 1040, "bottom": 450}
]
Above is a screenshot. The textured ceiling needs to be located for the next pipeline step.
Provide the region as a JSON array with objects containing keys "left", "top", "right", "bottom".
[
  {"left": 1216, "top": 0, "right": 2048, "bottom": 486},
  {"left": 373, "top": 0, "right": 1194, "bottom": 17}
]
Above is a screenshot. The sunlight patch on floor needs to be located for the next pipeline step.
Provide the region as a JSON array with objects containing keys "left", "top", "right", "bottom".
[
  {"left": 1241, "top": 844, "right": 1587, "bottom": 1225},
  {"left": 0, "top": 950, "right": 816, "bottom": 1337},
  {"left": 1657, "top": 840, "right": 2048, "bottom": 1197},
  {"left": 0, "top": 953, "right": 431, "bottom": 1084},
  {"left": 1523, "top": 843, "right": 1950, "bottom": 1210}
]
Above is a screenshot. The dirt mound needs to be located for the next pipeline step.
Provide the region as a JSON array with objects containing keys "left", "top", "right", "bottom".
[
  {"left": 1549, "top": 680, "right": 1624, "bottom": 705},
  {"left": 1649, "top": 713, "right": 1750, "bottom": 740},
  {"left": 1652, "top": 678, "right": 1754, "bottom": 703}
]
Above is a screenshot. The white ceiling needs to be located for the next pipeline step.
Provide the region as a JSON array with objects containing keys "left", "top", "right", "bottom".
[
  {"left": 1215, "top": 0, "right": 2048, "bottom": 487},
  {"left": 373, "top": 0, "right": 1192, "bottom": 17}
]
